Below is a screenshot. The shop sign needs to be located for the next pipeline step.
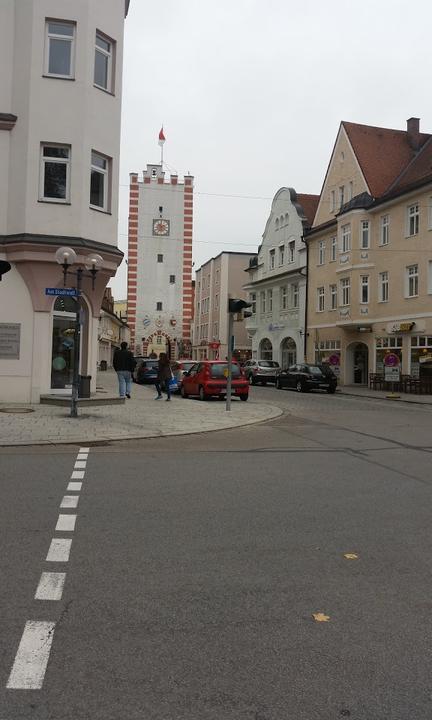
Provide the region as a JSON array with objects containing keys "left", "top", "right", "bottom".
[
  {"left": 0, "top": 323, "right": 20, "bottom": 359},
  {"left": 209, "top": 341, "right": 220, "bottom": 349},
  {"left": 387, "top": 321, "right": 415, "bottom": 333},
  {"left": 268, "top": 323, "right": 284, "bottom": 331},
  {"left": 419, "top": 353, "right": 432, "bottom": 364}
]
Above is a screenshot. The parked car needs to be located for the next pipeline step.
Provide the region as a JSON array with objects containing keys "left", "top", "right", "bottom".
[
  {"left": 172, "top": 360, "right": 196, "bottom": 391},
  {"left": 181, "top": 361, "right": 249, "bottom": 401},
  {"left": 243, "top": 359, "right": 280, "bottom": 385},
  {"left": 134, "top": 358, "right": 159, "bottom": 384},
  {"left": 276, "top": 363, "right": 337, "bottom": 393}
]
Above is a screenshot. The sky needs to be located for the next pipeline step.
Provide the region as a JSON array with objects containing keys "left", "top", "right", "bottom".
[{"left": 110, "top": 0, "right": 432, "bottom": 298}]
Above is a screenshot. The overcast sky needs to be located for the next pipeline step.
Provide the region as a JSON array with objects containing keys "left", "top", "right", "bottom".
[{"left": 111, "top": 0, "right": 432, "bottom": 298}]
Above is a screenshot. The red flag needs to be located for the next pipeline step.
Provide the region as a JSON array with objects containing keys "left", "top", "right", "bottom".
[{"left": 158, "top": 127, "right": 166, "bottom": 144}]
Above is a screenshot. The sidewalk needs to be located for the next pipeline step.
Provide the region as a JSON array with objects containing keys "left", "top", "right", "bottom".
[
  {"left": 0, "top": 371, "right": 282, "bottom": 447},
  {"left": 338, "top": 384, "right": 432, "bottom": 405}
]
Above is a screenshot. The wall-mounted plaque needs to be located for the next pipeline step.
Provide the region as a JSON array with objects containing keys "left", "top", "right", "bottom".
[{"left": 0, "top": 323, "right": 21, "bottom": 359}]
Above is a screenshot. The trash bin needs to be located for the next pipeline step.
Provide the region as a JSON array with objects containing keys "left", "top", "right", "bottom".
[
  {"left": 79, "top": 375, "right": 91, "bottom": 398},
  {"left": 100, "top": 360, "right": 107, "bottom": 371}
]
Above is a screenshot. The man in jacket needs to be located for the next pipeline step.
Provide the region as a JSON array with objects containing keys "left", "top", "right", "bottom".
[{"left": 112, "top": 342, "right": 136, "bottom": 399}]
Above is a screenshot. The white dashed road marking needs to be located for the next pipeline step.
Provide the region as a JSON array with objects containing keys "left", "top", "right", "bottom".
[
  {"left": 7, "top": 448, "right": 89, "bottom": 690},
  {"left": 67, "top": 481, "right": 82, "bottom": 491},
  {"left": 7, "top": 621, "right": 56, "bottom": 690},
  {"left": 34, "top": 572, "right": 66, "bottom": 601},
  {"left": 55, "top": 514, "right": 77, "bottom": 532},
  {"left": 46, "top": 538, "right": 72, "bottom": 563},
  {"left": 60, "top": 495, "right": 79, "bottom": 509}
]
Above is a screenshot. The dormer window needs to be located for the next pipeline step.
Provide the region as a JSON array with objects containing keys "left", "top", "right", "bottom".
[
  {"left": 275, "top": 218, "right": 279, "bottom": 230},
  {"left": 151, "top": 168, "right": 157, "bottom": 178}
]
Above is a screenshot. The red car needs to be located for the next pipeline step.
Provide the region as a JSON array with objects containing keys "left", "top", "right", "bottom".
[{"left": 180, "top": 361, "right": 249, "bottom": 401}]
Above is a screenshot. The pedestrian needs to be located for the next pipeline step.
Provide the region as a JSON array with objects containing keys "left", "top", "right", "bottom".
[
  {"left": 112, "top": 341, "right": 136, "bottom": 399},
  {"left": 155, "top": 352, "right": 173, "bottom": 401}
]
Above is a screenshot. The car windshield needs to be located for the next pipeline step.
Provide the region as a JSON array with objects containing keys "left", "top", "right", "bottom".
[
  {"left": 259, "top": 361, "right": 279, "bottom": 368},
  {"left": 181, "top": 362, "right": 195, "bottom": 372},
  {"left": 210, "top": 364, "right": 241, "bottom": 378},
  {"left": 144, "top": 361, "right": 158, "bottom": 369},
  {"left": 307, "top": 365, "right": 323, "bottom": 376}
]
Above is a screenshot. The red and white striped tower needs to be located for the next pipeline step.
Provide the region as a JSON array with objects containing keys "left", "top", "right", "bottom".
[
  {"left": 127, "top": 172, "right": 139, "bottom": 350},
  {"left": 182, "top": 175, "right": 194, "bottom": 352}
]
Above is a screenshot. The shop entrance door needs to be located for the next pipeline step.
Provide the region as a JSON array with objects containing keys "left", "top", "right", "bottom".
[{"left": 353, "top": 343, "right": 368, "bottom": 384}]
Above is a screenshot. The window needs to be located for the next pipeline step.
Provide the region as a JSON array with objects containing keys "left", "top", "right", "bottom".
[
  {"left": 213, "top": 322, "right": 218, "bottom": 338},
  {"left": 330, "top": 284, "right": 337, "bottom": 310},
  {"left": 318, "top": 241, "right": 325, "bottom": 265},
  {"left": 341, "top": 224, "right": 351, "bottom": 253},
  {"left": 380, "top": 215, "right": 389, "bottom": 246},
  {"left": 156, "top": 301, "right": 163, "bottom": 311},
  {"left": 340, "top": 277, "right": 350, "bottom": 306},
  {"left": 215, "top": 294, "right": 219, "bottom": 309},
  {"left": 292, "top": 283, "right": 299, "bottom": 308},
  {"left": 348, "top": 181, "right": 353, "bottom": 200},
  {"left": 317, "top": 286, "right": 325, "bottom": 312},
  {"left": 45, "top": 20, "right": 75, "bottom": 78},
  {"left": 360, "top": 275, "right": 369, "bottom": 303},
  {"left": 275, "top": 218, "right": 279, "bottom": 230},
  {"left": 267, "top": 289, "right": 273, "bottom": 312},
  {"left": 379, "top": 271, "right": 389, "bottom": 302},
  {"left": 157, "top": 254, "right": 163, "bottom": 263},
  {"left": 90, "top": 151, "right": 110, "bottom": 210},
  {"left": 280, "top": 286, "right": 287, "bottom": 310},
  {"left": 330, "top": 190, "right": 335, "bottom": 212},
  {"left": 339, "top": 185, "right": 345, "bottom": 208},
  {"left": 407, "top": 203, "right": 419, "bottom": 236},
  {"left": 269, "top": 249, "right": 275, "bottom": 270},
  {"left": 260, "top": 291, "right": 266, "bottom": 314},
  {"left": 360, "top": 221, "right": 370, "bottom": 249},
  {"left": 215, "top": 270, "right": 220, "bottom": 284},
  {"left": 288, "top": 241, "right": 295, "bottom": 263},
  {"left": 250, "top": 292, "right": 256, "bottom": 314},
  {"left": 40, "top": 144, "right": 70, "bottom": 202},
  {"left": 169, "top": 274, "right": 175, "bottom": 284},
  {"left": 330, "top": 236, "right": 337, "bottom": 261},
  {"left": 94, "top": 31, "right": 114, "bottom": 92},
  {"left": 279, "top": 245, "right": 285, "bottom": 265},
  {"left": 406, "top": 264, "right": 419, "bottom": 297}
]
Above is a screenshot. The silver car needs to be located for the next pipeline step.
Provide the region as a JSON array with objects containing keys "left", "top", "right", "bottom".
[{"left": 243, "top": 359, "right": 280, "bottom": 385}]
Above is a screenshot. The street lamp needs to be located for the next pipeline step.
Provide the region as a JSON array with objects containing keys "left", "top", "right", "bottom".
[{"left": 55, "top": 246, "right": 103, "bottom": 417}]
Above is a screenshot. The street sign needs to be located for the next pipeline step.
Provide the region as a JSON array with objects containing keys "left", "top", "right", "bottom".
[
  {"left": 384, "top": 352, "right": 399, "bottom": 367},
  {"left": 385, "top": 365, "right": 400, "bottom": 382},
  {"left": 45, "top": 287, "right": 78, "bottom": 297}
]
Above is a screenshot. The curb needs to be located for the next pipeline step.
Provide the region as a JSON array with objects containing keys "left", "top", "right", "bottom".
[{"left": 338, "top": 389, "right": 432, "bottom": 407}]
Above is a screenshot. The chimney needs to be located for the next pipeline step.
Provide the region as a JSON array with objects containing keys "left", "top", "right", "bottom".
[{"left": 407, "top": 117, "right": 420, "bottom": 150}]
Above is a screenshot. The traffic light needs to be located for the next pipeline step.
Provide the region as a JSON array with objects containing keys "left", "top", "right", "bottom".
[
  {"left": 0, "top": 261, "right": 11, "bottom": 281},
  {"left": 228, "top": 298, "right": 253, "bottom": 321}
]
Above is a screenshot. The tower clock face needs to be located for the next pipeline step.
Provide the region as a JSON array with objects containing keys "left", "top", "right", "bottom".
[{"left": 152, "top": 219, "right": 170, "bottom": 236}]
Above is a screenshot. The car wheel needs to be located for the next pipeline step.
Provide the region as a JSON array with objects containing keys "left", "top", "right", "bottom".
[
  {"left": 180, "top": 385, "right": 188, "bottom": 398},
  {"left": 248, "top": 375, "right": 255, "bottom": 386},
  {"left": 199, "top": 386, "right": 208, "bottom": 401},
  {"left": 327, "top": 387, "right": 336, "bottom": 394},
  {"left": 296, "top": 380, "right": 304, "bottom": 393},
  {"left": 240, "top": 394, "right": 248, "bottom": 401},
  {"left": 276, "top": 378, "right": 282, "bottom": 389},
  {"left": 218, "top": 395, "right": 225, "bottom": 400},
  {"left": 261, "top": 380, "right": 267, "bottom": 386}
]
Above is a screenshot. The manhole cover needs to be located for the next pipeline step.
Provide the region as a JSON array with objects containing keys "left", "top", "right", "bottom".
[{"left": 0, "top": 407, "right": 34, "bottom": 414}]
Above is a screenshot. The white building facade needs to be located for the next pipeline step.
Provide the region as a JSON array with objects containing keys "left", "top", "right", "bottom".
[
  {"left": 127, "top": 165, "right": 194, "bottom": 359},
  {"left": 0, "top": 0, "right": 128, "bottom": 403},
  {"left": 244, "top": 188, "right": 318, "bottom": 367},
  {"left": 192, "top": 252, "right": 255, "bottom": 362}
]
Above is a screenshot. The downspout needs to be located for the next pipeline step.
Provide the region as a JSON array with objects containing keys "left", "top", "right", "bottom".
[{"left": 301, "top": 234, "right": 308, "bottom": 361}]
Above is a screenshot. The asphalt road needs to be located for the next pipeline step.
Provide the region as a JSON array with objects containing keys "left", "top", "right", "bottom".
[{"left": 2, "top": 388, "right": 432, "bottom": 719}]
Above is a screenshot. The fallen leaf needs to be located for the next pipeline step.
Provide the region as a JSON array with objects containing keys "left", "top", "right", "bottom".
[
  {"left": 312, "top": 612, "right": 330, "bottom": 622},
  {"left": 344, "top": 553, "right": 358, "bottom": 560}
]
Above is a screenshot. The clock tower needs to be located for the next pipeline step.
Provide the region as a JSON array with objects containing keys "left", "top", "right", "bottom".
[{"left": 127, "top": 163, "right": 194, "bottom": 359}]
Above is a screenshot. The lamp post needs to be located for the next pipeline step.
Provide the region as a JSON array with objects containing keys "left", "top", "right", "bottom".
[{"left": 55, "top": 247, "right": 103, "bottom": 418}]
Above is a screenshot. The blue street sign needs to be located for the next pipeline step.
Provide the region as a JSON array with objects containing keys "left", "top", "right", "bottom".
[{"left": 45, "top": 287, "right": 79, "bottom": 297}]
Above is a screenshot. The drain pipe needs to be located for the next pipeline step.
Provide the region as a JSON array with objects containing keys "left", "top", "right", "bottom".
[{"left": 301, "top": 234, "right": 308, "bottom": 361}]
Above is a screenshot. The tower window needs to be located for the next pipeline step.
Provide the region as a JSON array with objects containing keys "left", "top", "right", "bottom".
[
  {"left": 157, "top": 254, "right": 163, "bottom": 263},
  {"left": 156, "top": 301, "right": 163, "bottom": 311},
  {"left": 159, "top": 206, "right": 163, "bottom": 214},
  {"left": 169, "top": 275, "right": 175, "bottom": 284}
]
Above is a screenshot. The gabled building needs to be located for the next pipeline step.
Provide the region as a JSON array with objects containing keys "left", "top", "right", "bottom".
[
  {"left": 306, "top": 117, "right": 432, "bottom": 385},
  {"left": 98, "top": 288, "right": 129, "bottom": 369},
  {"left": 244, "top": 188, "right": 318, "bottom": 367}
]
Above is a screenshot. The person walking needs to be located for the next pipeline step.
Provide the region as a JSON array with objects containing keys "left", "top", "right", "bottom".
[
  {"left": 155, "top": 352, "right": 173, "bottom": 401},
  {"left": 112, "top": 341, "right": 136, "bottom": 399}
]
